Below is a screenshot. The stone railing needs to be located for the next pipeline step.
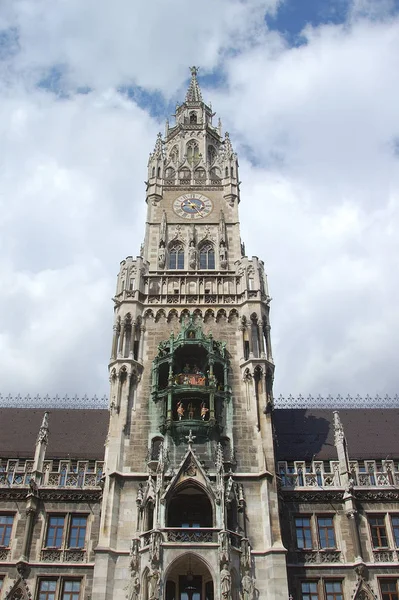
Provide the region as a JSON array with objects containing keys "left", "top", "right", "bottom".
[
  {"left": 0, "top": 461, "right": 104, "bottom": 490},
  {"left": 164, "top": 528, "right": 217, "bottom": 543},
  {"left": 278, "top": 460, "right": 399, "bottom": 489},
  {"left": 40, "top": 548, "right": 86, "bottom": 563},
  {"left": 292, "top": 550, "right": 342, "bottom": 564},
  {"left": 372, "top": 549, "right": 398, "bottom": 563},
  {"left": 0, "top": 548, "right": 10, "bottom": 561}
]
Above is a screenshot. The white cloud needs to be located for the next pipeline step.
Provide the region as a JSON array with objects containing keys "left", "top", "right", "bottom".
[{"left": 0, "top": 0, "right": 399, "bottom": 400}]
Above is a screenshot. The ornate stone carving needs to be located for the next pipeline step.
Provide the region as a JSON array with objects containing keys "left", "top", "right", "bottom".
[
  {"left": 158, "top": 242, "right": 166, "bottom": 269},
  {"left": 147, "top": 568, "right": 161, "bottom": 600},
  {"left": 220, "top": 564, "right": 232, "bottom": 600},
  {"left": 240, "top": 570, "right": 255, "bottom": 600},
  {"left": 219, "top": 530, "right": 231, "bottom": 565}
]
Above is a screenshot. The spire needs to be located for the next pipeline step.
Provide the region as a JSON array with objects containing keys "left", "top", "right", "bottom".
[{"left": 185, "top": 66, "right": 203, "bottom": 102}]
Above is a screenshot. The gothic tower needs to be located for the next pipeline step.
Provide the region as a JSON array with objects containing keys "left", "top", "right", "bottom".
[{"left": 93, "top": 67, "right": 288, "bottom": 600}]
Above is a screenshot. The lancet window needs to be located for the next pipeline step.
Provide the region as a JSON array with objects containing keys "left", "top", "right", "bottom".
[
  {"left": 187, "top": 141, "right": 200, "bottom": 164},
  {"left": 199, "top": 243, "right": 215, "bottom": 270},
  {"left": 169, "top": 244, "right": 184, "bottom": 270}
]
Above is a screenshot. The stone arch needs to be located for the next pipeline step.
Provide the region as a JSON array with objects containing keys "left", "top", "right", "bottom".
[
  {"left": 228, "top": 308, "right": 239, "bottom": 323},
  {"left": 155, "top": 309, "right": 166, "bottom": 323},
  {"left": 180, "top": 308, "right": 190, "bottom": 324},
  {"left": 164, "top": 552, "right": 215, "bottom": 600},
  {"left": 166, "top": 479, "right": 214, "bottom": 527},
  {"left": 216, "top": 308, "right": 227, "bottom": 323},
  {"left": 143, "top": 309, "right": 155, "bottom": 321},
  {"left": 5, "top": 578, "right": 32, "bottom": 600},
  {"left": 208, "top": 145, "right": 217, "bottom": 164},
  {"left": 204, "top": 309, "right": 215, "bottom": 323},
  {"left": 192, "top": 308, "right": 203, "bottom": 322},
  {"left": 167, "top": 309, "right": 179, "bottom": 323},
  {"left": 195, "top": 166, "right": 206, "bottom": 180}
]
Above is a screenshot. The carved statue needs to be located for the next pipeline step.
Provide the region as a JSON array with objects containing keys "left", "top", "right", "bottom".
[
  {"left": 240, "top": 571, "right": 254, "bottom": 600},
  {"left": 219, "top": 530, "right": 230, "bottom": 564},
  {"left": 150, "top": 530, "right": 162, "bottom": 565},
  {"left": 189, "top": 241, "right": 197, "bottom": 269},
  {"left": 158, "top": 242, "right": 166, "bottom": 269},
  {"left": 148, "top": 568, "right": 160, "bottom": 600},
  {"left": 127, "top": 575, "right": 140, "bottom": 600},
  {"left": 160, "top": 210, "right": 167, "bottom": 244},
  {"left": 177, "top": 401, "right": 185, "bottom": 420},
  {"left": 219, "top": 242, "right": 227, "bottom": 268},
  {"left": 220, "top": 564, "right": 232, "bottom": 600},
  {"left": 201, "top": 402, "right": 209, "bottom": 421}
]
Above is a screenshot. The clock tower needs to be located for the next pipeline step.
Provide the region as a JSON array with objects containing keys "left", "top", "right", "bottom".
[{"left": 93, "top": 67, "right": 288, "bottom": 600}]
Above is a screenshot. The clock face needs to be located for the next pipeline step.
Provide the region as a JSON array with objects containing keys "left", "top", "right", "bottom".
[{"left": 173, "top": 193, "right": 213, "bottom": 219}]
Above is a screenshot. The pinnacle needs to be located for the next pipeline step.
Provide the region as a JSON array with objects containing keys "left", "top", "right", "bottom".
[{"left": 185, "top": 66, "right": 203, "bottom": 103}]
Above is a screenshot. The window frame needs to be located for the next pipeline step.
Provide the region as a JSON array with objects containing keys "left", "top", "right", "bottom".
[
  {"left": 324, "top": 580, "right": 343, "bottom": 600},
  {"left": 368, "top": 515, "right": 389, "bottom": 549},
  {"left": 0, "top": 514, "right": 14, "bottom": 547},
  {"left": 301, "top": 581, "right": 320, "bottom": 600},
  {"left": 317, "top": 516, "right": 337, "bottom": 549},
  {"left": 44, "top": 514, "right": 88, "bottom": 551},
  {"left": 380, "top": 579, "right": 399, "bottom": 600},
  {"left": 390, "top": 515, "right": 399, "bottom": 548},
  {"left": 199, "top": 243, "right": 215, "bottom": 270},
  {"left": 169, "top": 244, "right": 184, "bottom": 270},
  {"left": 36, "top": 578, "right": 82, "bottom": 600},
  {"left": 295, "top": 516, "right": 313, "bottom": 550}
]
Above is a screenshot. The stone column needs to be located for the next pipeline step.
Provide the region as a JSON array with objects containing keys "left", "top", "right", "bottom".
[
  {"left": 118, "top": 323, "right": 125, "bottom": 357},
  {"left": 111, "top": 325, "right": 119, "bottom": 360},
  {"left": 138, "top": 326, "right": 146, "bottom": 363},
  {"left": 258, "top": 323, "right": 266, "bottom": 358},
  {"left": 265, "top": 323, "right": 272, "bottom": 361},
  {"left": 346, "top": 508, "right": 363, "bottom": 562}
]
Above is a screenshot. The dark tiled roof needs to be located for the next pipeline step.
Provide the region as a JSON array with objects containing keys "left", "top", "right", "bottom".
[
  {"left": 274, "top": 408, "right": 399, "bottom": 461},
  {"left": 0, "top": 408, "right": 109, "bottom": 460}
]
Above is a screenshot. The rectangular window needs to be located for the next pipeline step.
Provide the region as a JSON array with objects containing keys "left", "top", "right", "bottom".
[
  {"left": 45, "top": 516, "right": 65, "bottom": 548},
  {"left": 0, "top": 515, "right": 14, "bottom": 547},
  {"left": 301, "top": 582, "right": 319, "bottom": 600},
  {"left": 318, "top": 517, "right": 336, "bottom": 549},
  {"left": 325, "top": 581, "right": 343, "bottom": 600},
  {"left": 0, "top": 577, "right": 4, "bottom": 595},
  {"left": 68, "top": 516, "right": 87, "bottom": 549},
  {"left": 61, "top": 581, "right": 81, "bottom": 600},
  {"left": 38, "top": 580, "right": 57, "bottom": 600},
  {"left": 295, "top": 517, "right": 312, "bottom": 549},
  {"left": 391, "top": 516, "right": 399, "bottom": 547},
  {"left": 380, "top": 581, "right": 399, "bottom": 600},
  {"left": 369, "top": 516, "right": 388, "bottom": 548}
]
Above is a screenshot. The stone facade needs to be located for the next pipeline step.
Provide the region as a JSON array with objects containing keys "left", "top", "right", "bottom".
[{"left": 0, "top": 68, "right": 399, "bottom": 600}]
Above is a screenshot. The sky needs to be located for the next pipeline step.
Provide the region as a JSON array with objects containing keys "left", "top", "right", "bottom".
[{"left": 1, "top": 0, "right": 399, "bottom": 405}]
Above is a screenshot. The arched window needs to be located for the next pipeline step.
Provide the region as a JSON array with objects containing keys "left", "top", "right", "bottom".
[
  {"left": 225, "top": 166, "right": 228, "bottom": 177},
  {"left": 157, "top": 167, "right": 161, "bottom": 177},
  {"left": 199, "top": 244, "right": 215, "bottom": 270},
  {"left": 167, "top": 484, "right": 213, "bottom": 527},
  {"left": 169, "top": 244, "right": 184, "bottom": 270},
  {"left": 169, "top": 145, "right": 179, "bottom": 163},
  {"left": 208, "top": 145, "right": 216, "bottom": 164},
  {"left": 187, "top": 140, "right": 199, "bottom": 164},
  {"left": 152, "top": 166, "right": 155, "bottom": 177},
  {"left": 190, "top": 112, "right": 197, "bottom": 123}
]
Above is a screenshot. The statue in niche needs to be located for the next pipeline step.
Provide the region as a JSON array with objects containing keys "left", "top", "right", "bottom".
[
  {"left": 189, "top": 241, "right": 197, "bottom": 269},
  {"left": 201, "top": 402, "right": 209, "bottom": 421},
  {"left": 127, "top": 575, "right": 140, "bottom": 600},
  {"left": 219, "top": 242, "right": 227, "bottom": 269},
  {"left": 158, "top": 242, "right": 166, "bottom": 269},
  {"left": 220, "top": 564, "right": 232, "bottom": 600},
  {"left": 147, "top": 568, "right": 160, "bottom": 600},
  {"left": 240, "top": 571, "right": 254, "bottom": 600},
  {"left": 177, "top": 401, "right": 185, "bottom": 420}
]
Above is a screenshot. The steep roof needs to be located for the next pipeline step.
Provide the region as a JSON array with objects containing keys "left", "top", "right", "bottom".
[
  {"left": 273, "top": 408, "right": 399, "bottom": 461},
  {"left": 0, "top": 408, "right": 109, "bottom": 460}
]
